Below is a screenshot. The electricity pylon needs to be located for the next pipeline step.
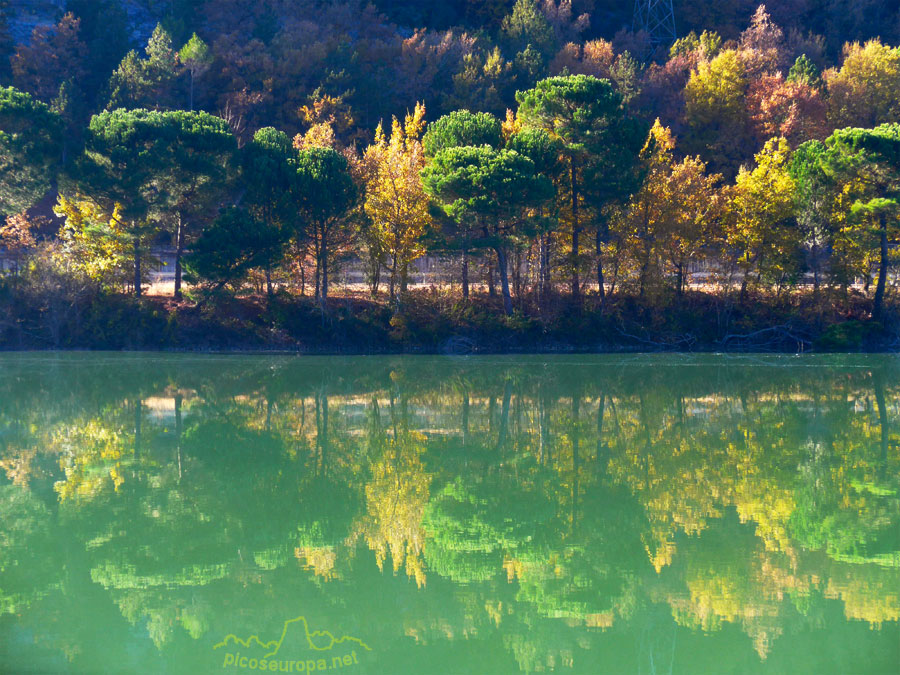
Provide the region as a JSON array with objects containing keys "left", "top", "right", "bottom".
[{"left": 632, "top": 0, "right": 677, "bottom": 56}]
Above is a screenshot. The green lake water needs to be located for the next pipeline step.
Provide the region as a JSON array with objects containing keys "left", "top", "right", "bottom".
[{"left": 1, "top": 353, "right": 898, "bottom": 674}]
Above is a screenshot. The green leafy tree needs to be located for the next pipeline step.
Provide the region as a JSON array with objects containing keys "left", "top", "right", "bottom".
[
  {"left": 506, "top": 127, "right": 561, "bottom": 299},
  {"left": 445, "top": 48, "right": 514, "bottom": 117},
  {"left": 294, "top": 147, "right": 358, "bottom": 305},
  {"left": 73, "top": 109, "right": 173, "bottom": 297},
  {"left": 789, "top": 140, "right": 833, "bottom": 292},
  {"left": 0, "top": 486, "right": 61, "bottom": 615},
  {"left": 51, "top": 78, "right": 90, "bottom": 161},
  {"left": 818, "top": 124, "right": 900, "bottom": 320},
  {"left": 65, "top": 0, "right": 131, "bottom": 107},
  {"left": 0, "top": 87, "right": 62, "bottom": 216},
  {"left": 423, "top": 145, "right": 552, "bottom": 314},
  {"left": 178, "top": 33, "right": 212, "bottom": 111},
  {"left": 184, "top": 206, "right": 286, "bottom": 294},
  {"left": 610, "top": 51, "right": 642, "bottom": 106},
  {"left": 153, "top": 111, "right": 238, "bottom": 300},
  {"left": 516, "top": 74, "right": 642, "bottom": 299},
  {"left": 422, "top": 110, "right": 502, "bottom": 157},
  {"left": 501, "top": 0, "right": 555, "bottom": 56},
  {"left": 787, "top": 54, "right": 822, "bottom": 89},
  {"left": 243, "top": 127, "right": 299, "bottom": 297},
  {"left": 670, "top": 30, "right": 722, "bottom": 60},
  {"left": 107, "top": 24, "right": 179, "bottom": 111},
  {"left": 422, "top": 110, "right": 503, "bottom": 300}
]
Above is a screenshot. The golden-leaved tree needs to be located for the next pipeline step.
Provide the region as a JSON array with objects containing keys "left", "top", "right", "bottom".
[
  {"left": 825, "top": 40, "right": 900, "bottom": 129},
  {"left": 660, "top": 154, "right": 724, "bottom": 295},
  {"left": 618, "top": 120, "right": 677, "bottom": 297},
  {"left": 616, "top": 120, "right": 723, "bottom": 296},
  {"left": 682, "top": 49, "right": 751, "bottom": 175},
  {"left": 53, "top": 194, "right": 134, "bottom": 290},
  {"left": 726, "top": 137, "right": 799, "bottom": 297},
  {"left": 361, "top": 102, "right": 432, "bottom": 304}
]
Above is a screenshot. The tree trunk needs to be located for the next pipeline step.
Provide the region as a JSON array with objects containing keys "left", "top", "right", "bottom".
[
  {"left": 320, "top": 391, "right": 329, "bottom": 475},
  {"left": 512, "top": 249, "right": 522, "bottom": 302},
  {"left": 571, "top": 158, "right": 580, "bottom": 299},
  {"left": 320, "top": 228, "right": 329, "bottom": 304},
  {"left": 133, "top": 229, "right": 141, "bottom": 298},
  {"left": 539, "top": 233, "right": 550, "bottom": 302},
  {"left": 461, "top": 247, "right": 469, "bottom": 300},
  {"left": 596, "top": 216, "right": 606, "bottom": 299},
  {"left": 174, "top": 212, "right": 184, "bottom": 300},
  {"left": 873, "top": 214, "right": 888, "bottom": 321},
  {"left": 265, "top": 266, "right": 273, "bottom": 298},
  {"left": 497, "top": 378, "right": 511, "bottom": 450},
  {"left": 370, "top": 262, "right": 380, "bottom": 299},
  {"left": 812, "top": 241, "right": 820, "bottom": 296},
  {"left": 639, "top": 259, "right": 648, "bottom": 297},
  {"left": 189, "top": 71, "right": 194, "bottom": 111},
  {"left": 400, "top": 263, "right": 409, "bottom": 298},
  {"left": 389, "top": 255, "right": 398, "bottom": 304},
  {"left": 487, "top": 264, "right": 496, "bottom": 297},
  {"left": 314, "top": 242, "right": 320, "bottom": 301},
  {"left": 496, "top": 246, "right": 513, "bottom": 316},
  {"left": 539, "top": 392, "right": 547, "bottom": 464}
]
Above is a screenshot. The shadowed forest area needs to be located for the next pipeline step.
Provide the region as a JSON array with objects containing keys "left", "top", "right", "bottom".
[{"left": 2, "top": 1, "right": 900, "bottom": 351}]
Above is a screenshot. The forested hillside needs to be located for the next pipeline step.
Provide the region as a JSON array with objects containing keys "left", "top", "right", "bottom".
[{"left": 1, "top": 0, "right": 899, "bottom": 351}]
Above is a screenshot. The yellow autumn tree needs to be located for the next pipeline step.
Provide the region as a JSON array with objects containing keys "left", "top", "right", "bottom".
[
  {"left": 683, "top": 49, "right": 751, "bottom": 171},
  {"left": 618, "top": 119, "right": 677, "bottom": 296},
  {"left": 660, "top": 155, "right": 724, "bottom": 294},
  {"left": 617, "top": 120, "right": 724, "bottom": 296},
  {"left": 726, "top": 137, "right": 799, "bottom": 296},
  {"left": 825, "top": 40, "right": 900, "bottom": 129},
  {"left": 830, "top": 177, "right": 877, "bottom": 291},
  {"left": 53, "top": 194, "right": 133, "bottom": 289},
  {"left": 354, "top": 428, "right": 431, "bottom": 588},
  {"left": 361, "top": 102, "right": 432, "bottom": 304},
  {"left": 293, "top": 92, "right": 357, "bottom": 150}
]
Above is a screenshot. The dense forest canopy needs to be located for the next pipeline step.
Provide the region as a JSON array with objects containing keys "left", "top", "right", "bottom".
[{"left": 2, "top": 0, "right": 900, "bottom": 349}]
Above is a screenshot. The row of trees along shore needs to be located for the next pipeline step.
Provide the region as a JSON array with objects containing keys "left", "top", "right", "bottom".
[{"left": 2, "top": 4, "right": 900, "bottom": 321}]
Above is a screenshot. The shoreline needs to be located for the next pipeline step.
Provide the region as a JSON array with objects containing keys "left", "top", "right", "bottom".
[{"left": 2, "top": 290, "right": 896, "bottom": 354}]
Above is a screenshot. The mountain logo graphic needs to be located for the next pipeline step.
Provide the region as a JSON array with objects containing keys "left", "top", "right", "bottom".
[{"left": 213, "top": 615, "right": 371, "bottom": 671}]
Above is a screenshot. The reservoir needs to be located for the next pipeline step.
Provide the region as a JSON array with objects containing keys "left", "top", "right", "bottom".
[{"left": 1, "top": 354, "right": 898, "bottom": 673}]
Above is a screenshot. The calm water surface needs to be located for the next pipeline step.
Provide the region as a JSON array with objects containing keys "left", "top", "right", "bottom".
[{"left": 0, "top": 353, "right": 898, "bottom": 674}]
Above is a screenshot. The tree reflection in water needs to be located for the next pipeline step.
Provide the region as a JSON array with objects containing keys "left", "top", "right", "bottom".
[{"left": 0, "top": 354, "right": 897, "bottom": 673}]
